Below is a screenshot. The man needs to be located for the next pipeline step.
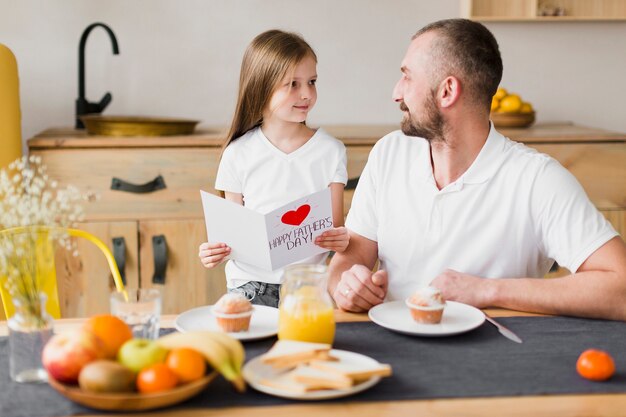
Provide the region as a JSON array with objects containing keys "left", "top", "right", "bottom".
[{"left": 329, "top": 19, "right": 626, "bottom": 320}]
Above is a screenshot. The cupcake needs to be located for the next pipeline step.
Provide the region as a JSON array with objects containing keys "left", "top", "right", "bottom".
[
  {"left": 212, "top": 293, "right": 254, "bottom": 332},
  {"left": 406, "top": 286, "right": 446, "bottom": 324}
]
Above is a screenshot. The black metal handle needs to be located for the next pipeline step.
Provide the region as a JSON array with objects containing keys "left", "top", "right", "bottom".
[
  {"left": 152, "top": 235, "right": 168, "bottom": 284},
  {"left": 112, "top": 237, "right": 126, "bottom": 285},
  {"left": 110, "top": 175, "right": 166, "bottom": 194},
  {"left": 346, "top": 177, "right": 360, "bottom": 191}
]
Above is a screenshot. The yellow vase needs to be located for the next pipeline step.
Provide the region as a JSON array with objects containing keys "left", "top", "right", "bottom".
[
  {"left": 0, "top": 43, "right": 23, "bottom": 169},
  {"left": 0, "top": 226, "right": 126, "bottom": 319}
]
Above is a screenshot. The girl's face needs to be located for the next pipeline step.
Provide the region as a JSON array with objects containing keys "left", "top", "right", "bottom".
[{"left": 264, "top": 55, "right": 317, "bottom": 125}]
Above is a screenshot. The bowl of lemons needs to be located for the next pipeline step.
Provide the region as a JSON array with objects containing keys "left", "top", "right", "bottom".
[{"left": 490, "top": 87, "right": 535, "bottom": 128}]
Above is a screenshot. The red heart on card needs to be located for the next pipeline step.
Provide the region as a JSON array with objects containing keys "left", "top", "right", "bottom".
[{"left": 281, "top": 204, "right": 311, "bottom": 226}]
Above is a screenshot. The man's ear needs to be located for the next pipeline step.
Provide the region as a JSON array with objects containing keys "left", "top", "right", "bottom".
[{"left": 439, "top": 76, "right": 461, "bottom": 109}]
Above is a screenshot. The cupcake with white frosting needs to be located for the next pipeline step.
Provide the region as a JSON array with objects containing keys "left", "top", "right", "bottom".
[
  {"left": 406, "top": 286, "right": 446, "bottom": 324},
  {"left": 212, "top": 293, "right": 253, "bottom": 332}
]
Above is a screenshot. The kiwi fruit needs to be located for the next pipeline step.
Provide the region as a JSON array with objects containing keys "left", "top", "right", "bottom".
[{"left": 78, "top": 360, "right": 136, "bottom": 393}]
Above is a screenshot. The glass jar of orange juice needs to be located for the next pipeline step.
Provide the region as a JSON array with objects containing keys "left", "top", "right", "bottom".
[{"left": 278, "top": 264, "right": 335, "bottom": 344}]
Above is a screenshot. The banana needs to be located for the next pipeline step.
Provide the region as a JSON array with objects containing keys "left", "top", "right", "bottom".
[
  {"left": 157, "top": 331, "right": 246, "bottom": 392},
  {"left": 209, "top": 332, "right": 245, "bottom": 371}
]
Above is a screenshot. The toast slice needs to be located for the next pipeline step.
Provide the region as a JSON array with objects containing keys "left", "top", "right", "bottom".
[
  {"left": 260, "top": 340, "right": 332, "bottom": 369},
  {"left": 269, "top": 351, "right": 338, "bottom": 371},
  {"left": 309, "top": 359, "right": 392, "bottom": 382},
  {"left": 259, "top": 371, "right": 311, "bottom": 394},
  {"left": 290, "top": 364, "right": 353, "bottom": 390}
]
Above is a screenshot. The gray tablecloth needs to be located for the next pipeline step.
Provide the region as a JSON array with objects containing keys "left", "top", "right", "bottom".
[{"left": 1, "top": 316, "right": 626, "bottom": 417}]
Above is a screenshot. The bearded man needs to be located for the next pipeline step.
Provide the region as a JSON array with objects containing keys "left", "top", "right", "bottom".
[{"left": 328, "top": 18, "right": 626, "bottom": 321}]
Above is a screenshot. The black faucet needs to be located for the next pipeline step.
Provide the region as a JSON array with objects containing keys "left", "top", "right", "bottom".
[{"left": 75, "top": 22, "right": 120, "bottom": 129}]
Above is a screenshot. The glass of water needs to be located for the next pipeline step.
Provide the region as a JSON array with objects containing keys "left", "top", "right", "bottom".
[{"left": 110, "top": 288, "right": 161, "bottom": 340}]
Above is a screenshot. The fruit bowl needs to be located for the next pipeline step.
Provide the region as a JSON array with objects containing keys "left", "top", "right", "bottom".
[
  {"left": 490, "top": 111, "right": 535, "bottom": 128},
  {"left": 47, "top": 372, "right": 217, "bottom": 411}
]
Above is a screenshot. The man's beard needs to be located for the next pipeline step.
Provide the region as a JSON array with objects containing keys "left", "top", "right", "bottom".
[{"left": 399, "top": 91, "right": 446, "bottom": 142}]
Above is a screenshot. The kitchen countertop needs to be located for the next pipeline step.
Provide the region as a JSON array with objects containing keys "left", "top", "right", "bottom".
[{"left": 27, "top": 122, "right": 626, "bottom": 149}]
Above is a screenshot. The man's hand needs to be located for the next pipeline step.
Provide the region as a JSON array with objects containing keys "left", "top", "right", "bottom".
[
  {"left": 198, "top": 242, "right": 231, "bottom": 269},
  {"left": 333, "top": 264, "right": 388, "bottom": 312},
  {"left": 315, "top": 227, "right": 350, "bottom": 253},
  {"left": 430, "top": 269, "right": 494, "bottom": 308}
]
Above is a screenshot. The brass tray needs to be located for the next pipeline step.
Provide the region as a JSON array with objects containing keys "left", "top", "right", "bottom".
[
  {"left": 490, "top": 111, "right": 535, "bottom": 128},
  {"left": 81, "top": 115, "right": 200, "bottom": 137}
]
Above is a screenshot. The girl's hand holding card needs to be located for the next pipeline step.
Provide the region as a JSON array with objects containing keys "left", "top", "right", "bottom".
[
  {"left": 315, "top": 227, "right": 350, "bottom": 253},
  {"left": 199, "top": 241, "right": 231, "bottom": 269}
]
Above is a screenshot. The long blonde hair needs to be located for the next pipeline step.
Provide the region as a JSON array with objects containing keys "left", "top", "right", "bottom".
[{"left": 223, "top": 30, "right": 317, "bottom": 149}]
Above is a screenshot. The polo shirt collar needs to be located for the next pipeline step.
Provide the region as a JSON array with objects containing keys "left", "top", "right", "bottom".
[
  {"left": 413, "top": 122, "right": 506, "bottom": 187},
  {"left": 460, "top": 122, "right": 506, "bottom": 184}
]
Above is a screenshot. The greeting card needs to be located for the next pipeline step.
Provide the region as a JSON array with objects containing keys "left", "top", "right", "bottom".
[{"left": 200, "top": 188, "right": 333, "bottom": 271}]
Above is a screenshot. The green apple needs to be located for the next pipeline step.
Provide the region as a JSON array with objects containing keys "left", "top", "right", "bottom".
[{"left": 117, "top": 339, "right": 168, "bottom": 373}]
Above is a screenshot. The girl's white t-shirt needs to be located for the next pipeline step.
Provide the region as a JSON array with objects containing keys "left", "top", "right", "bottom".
[{"left": 214, "top": 126, "right": 348, "bottom": 288}]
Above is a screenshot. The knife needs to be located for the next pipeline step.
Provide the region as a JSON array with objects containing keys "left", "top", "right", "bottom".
[{"left": 484, "top": 315, "right": 523, "bottom": 343}]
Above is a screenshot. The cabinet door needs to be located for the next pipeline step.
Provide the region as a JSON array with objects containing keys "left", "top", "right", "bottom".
[
  {"left": 54, "top": 221, "right": 139, "bottom": 317},
  {"left": 139, "top": 219, "right": 226, "bottom": 314}
]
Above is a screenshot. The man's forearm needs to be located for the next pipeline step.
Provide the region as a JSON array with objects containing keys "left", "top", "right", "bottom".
[
  {"left": 328, "top": 251, "right": 358, "bottom": 296},
  {"left": 489, "top": 270, "right": 626, "bottom": 321}
]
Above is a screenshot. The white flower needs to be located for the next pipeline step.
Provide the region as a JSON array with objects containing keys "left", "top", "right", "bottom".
[{"left": 0, "top": 156, "right": 93, "bottom": 311}]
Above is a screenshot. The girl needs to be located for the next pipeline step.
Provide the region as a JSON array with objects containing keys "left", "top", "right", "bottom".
[{"left": 198, "top": 30, "right": 349, "bottom": 307}]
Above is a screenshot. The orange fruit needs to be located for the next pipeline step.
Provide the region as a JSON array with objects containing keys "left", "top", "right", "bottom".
[
  {"left": 166, "top": 348, "right": 206, "bottom": 383},
  {"left": 576, "top": 349, "right": 615, "bottom": 381},
  {"left": 498, "top": 94, "right": 523, "bottom": 113},
  {"left": 520, "top": 102, "right": 534, "bottom": 113},
  {"left": 137, "top": 363, "right": 179, "bottom": 393},
  {"left": 83, "top": 314, "right": 133, "bottom": 359}
]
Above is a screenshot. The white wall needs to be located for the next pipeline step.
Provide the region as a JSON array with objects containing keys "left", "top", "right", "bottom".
[{"left": 1, "top": 0, "right": 626, "bottom": 145}]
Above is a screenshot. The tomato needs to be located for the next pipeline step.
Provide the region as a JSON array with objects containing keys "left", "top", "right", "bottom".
[
  {"left": 136, "top": 363, "right": 178, "bottom": 393},
  {"left": 165, "top": 348, "right": 206, "bottom": 383},
  {"left": 576, "top": 349, "right": 615, "bottom": 381}
]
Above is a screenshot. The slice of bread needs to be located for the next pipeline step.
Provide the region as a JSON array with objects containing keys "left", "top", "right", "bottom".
[
  {"left": 269, "top": 350, "right": 338, "bottom": 371},
  {"left": 260, "top": 340, "right": 332, "bottom": 369},
  {"left": 290, "top": 365, "right": 353, "bottom": 390},
  {"left": 309, "top": 359, "right": 392, "bottom": 381},
  {"left": 259, "top": 371, "right": 311, "bottom": 394}
]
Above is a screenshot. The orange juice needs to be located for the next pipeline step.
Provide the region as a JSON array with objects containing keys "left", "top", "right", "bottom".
[{"left": 278, "top": 285, "right": 335, "bottom": 344}]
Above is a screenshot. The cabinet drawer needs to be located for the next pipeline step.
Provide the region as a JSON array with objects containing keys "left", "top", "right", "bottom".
[{"left": 32, "top": 148, "right": 222, "bottom": 220}]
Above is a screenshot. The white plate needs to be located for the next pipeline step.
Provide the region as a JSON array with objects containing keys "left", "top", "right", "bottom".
[
  {"left": 368, "top": 300, "right": 485, "bottom": 337},
  {"left": 174, "top": 305, "right": 279, "bottom": 341},
  {"left": 243, "top": 349, "right": 381, "bottom": 400}
]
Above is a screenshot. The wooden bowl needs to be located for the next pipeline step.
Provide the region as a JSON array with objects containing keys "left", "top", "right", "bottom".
[
  {"left": 47, "top": 372, "right": 216, "bottom": 411},
  {"left": 490, "top": 111, "right": 535, "bottom": 128},
  {"left": 80, "top": 115, "right": 200, "bottom": 137}
]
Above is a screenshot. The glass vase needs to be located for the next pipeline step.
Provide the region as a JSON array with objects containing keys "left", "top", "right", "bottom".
[{"left": 8, "top": 293, "right": 54, "bottom": 383}]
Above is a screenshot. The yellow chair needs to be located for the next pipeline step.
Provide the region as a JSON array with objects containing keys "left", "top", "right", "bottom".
[
  {"left": 0, "top": 43, "right": 23, "bottom": 169},
  {"left": 0, "top": 226, "right": 126, "bottom": 319}
]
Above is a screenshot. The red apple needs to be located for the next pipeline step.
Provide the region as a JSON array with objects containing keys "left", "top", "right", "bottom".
[{"left": 42, "top": 330, "right": 106, "bottom": 384}]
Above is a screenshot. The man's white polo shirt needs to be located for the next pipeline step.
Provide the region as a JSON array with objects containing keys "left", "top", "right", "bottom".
[{"left": 346, "top": 125, "right": 618, "bottom": 301}]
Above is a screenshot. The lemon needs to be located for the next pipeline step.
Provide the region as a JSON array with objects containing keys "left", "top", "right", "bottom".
[
  {"left": 490, "top": 97, "right": 500, "bottom": 112},
  {"left": 498, "top": 94, "right": 523, "bottom": 113},
  {"left": 493, "top": 87, "right": 508, "bottom": 101},
  {"left": 520, "top": 102, "right": 534, "bottom": 113}
]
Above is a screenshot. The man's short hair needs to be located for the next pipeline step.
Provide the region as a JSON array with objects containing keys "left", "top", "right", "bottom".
[{"left": 414, "top": 19, "right": 503, "bottom": 110}]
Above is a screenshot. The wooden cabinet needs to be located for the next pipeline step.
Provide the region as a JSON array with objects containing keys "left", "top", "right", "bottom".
[
  {"left": 461, "top": 0, "right": 626, "bottom": 21},
  {"left": 27, "top": 123, "right": 625, "bottom": 316},
  {"left": 28, "top": 132, "right": 227, "bottom": 317}
]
